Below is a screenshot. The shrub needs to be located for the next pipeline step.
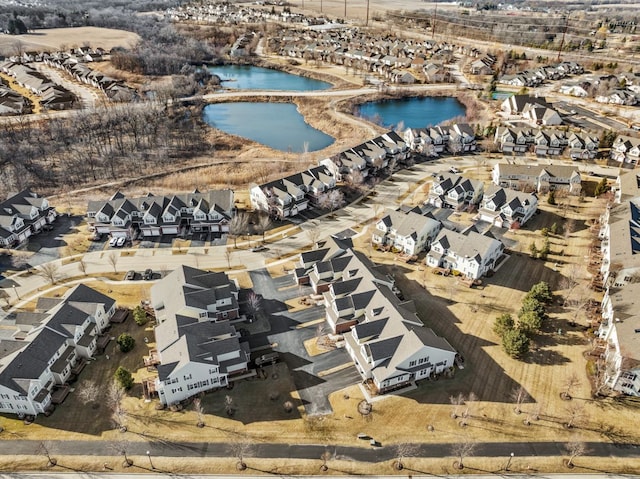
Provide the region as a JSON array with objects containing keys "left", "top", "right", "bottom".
[
  {"left": 527, "top": 281, "right": 553, "bottom": 303},
  {"left": 494, "top": 313, "right": 515, "bottom": 337},
  {"left": 115, "top": 366, "right": 134, "bottom": 390},
  {"left": 117, "top": 333, "right": 135, "bottom": 353},
  {"left": 518, "top": 310, "right": 543, "bottom": 334},
  {"left": 502, "top": 328, "right": 530, "bottom": 358},
  {"left": 133, "top": 306, "right": 147, "bottom": 326}
]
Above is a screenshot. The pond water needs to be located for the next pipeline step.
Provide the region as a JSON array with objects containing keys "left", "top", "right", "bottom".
[
  {"left": 202, "top": 102, "right": 334, "bottom": 153},
  {"left": 356, "top": 96, "right": 466, "bottom": 129},
  {"left": 208, "top": 64, "right": 331, "bottom": 91}
]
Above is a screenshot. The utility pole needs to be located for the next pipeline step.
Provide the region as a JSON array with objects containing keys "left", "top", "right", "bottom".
[
  {"left": 344, "top": 0, "right": 346, "bottom": 19},
  {"left": 366, "top": 0, "right": 370, "bottom": 26},
  {"left": 432, "top": 0, "right": 438, "bottom": 40},
  {"left": 557, "top": 14, "right": 570, "bottom": 62}
]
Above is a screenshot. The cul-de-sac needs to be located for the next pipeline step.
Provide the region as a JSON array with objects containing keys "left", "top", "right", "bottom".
[{"left": 0, "top": 0, "right": 639, "bottom": 475}]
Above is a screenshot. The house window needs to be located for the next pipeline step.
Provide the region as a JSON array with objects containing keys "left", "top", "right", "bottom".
[{"left": 409, "top": 360, "right": 416, "bottom": 367}]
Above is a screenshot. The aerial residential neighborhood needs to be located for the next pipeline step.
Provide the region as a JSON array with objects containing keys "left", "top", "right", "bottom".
[{"left": 1, "top": 0, "right": 640, "bottom": 475}]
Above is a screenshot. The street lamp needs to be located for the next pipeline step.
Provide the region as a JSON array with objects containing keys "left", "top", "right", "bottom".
[
  {"left": 505, "top": 452, "right": 514, "bottom": 471},
  {"left": 146, "top": 450, "right": 155, "bottom": 470},
  {"left": 12, "top": 285, "right": 20, "bottom": 300}
]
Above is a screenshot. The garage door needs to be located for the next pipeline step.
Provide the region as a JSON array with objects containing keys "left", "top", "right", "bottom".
[{"left": 162, "top": 226, "right": 178, "bottom": 235}]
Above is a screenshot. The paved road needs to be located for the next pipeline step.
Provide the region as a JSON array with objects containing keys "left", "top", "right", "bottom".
[
  {"left": 1, "top": 475, "right": 636, "bottom": 479},
  {"left": 0, "top": 438, "right": 638, "bottom": 461}
]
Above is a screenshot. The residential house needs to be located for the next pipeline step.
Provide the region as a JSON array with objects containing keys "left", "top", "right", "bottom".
[
  {"left": 250, "top": 165, "right": 335, "bottom": 219},
  {"left": 478, "top": 185, "right": 538, "bottom": 228},
  {"left": 427, "top": 172, "right": 484, "bottom": 209},
  {"left": 294, "top": 237, "right": 457, "bottom": 394},
  {"left": 150, "top": 266, "right": 249, "bottom": 406},
  {"left": 611, "top": 135, "right": 640, "bottom": 165},
  {"left": 492, "top": 163, "right": 581, "bottom": 195},
  {"left": 533, "top": 129, "right": 565, "bottom": 156},
  {"left": 426, "top": 227, "right": 505, "bottom": 279},
  {"left": 87, "top": 189, "right": 234, "bottom": 239},
  {"left": 493, "top": 126, "right": 534, "bottom": 153},
  {"left": 0, "top": 190, "right": 57, "bottom": 247},
  {"left": 372, "top": 210, "right": 441, "bottom": 255},
  {"left": 567, "top": 132, "right": 599, "bottom": 160},
  {"left": 0, "top": 285, "right": 115, "bottom": 417},
  {"left": 449, "top": 123, "right": 477, "bottom": 152}
]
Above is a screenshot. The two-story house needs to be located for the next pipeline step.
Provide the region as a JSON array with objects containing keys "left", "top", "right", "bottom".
[
  {"left": 611, "top": 135, "right": 640, "bottom": 165},
  {"left": 0, "top": 285, "right": 115, "bottom": 417},
  {"left": 492, "top": 163, "right": 582, "bottom": 195},
  {"left": 150, "top": 266, "right": 249, "bottom": 406},
  {"left": 294, "top": 237, "right": 457, "bottom": 394},
  {"left": 372, "top": 210, "right": 441, "bottom": 255},
  {"left": 87, "top": 190, "right": 234, "bottom": 239},
  {"left": 427, "top": 172, "right": 484, "bottom": 209},
  {"left": 478, "top": 185, "right": 538, "bottom": 228},
  {"left": 426, "top": 227, "right": 505, "bottom": 279}
]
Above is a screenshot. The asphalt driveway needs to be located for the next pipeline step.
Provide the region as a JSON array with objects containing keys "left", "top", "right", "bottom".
[{"left": 249, "top": 269, "right": 360, "bottom": 416}]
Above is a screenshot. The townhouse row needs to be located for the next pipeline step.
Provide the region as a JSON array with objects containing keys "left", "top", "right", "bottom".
[
  {"left": 0, "top": 190, "right": 58, "bottom": 248},
  {"left": 596, "top": 171, "right": 640, "bottom": 397},
  {"left": 498, "top": 61, "right": 583, "bottom": 88},
  {"left": 500, "top": 95, "right": 562, "bottom": 126},
  {"left": 147, "top": 265, "right": 249, "bottom": 407},
  {"left": 87, "top": 189, "right": 235, "bottom": 240},
  {"left": 0, "top": 285, "right": 116, "bottom": 417},
  {"left": 494, "top": 125, "right": 599, "bottom": 160},
  {"left": 0, "top": 61, "right": 75, "bottom": 110},
  {"left": 294, "top": 236, "right": 458, "bottom": 394}
]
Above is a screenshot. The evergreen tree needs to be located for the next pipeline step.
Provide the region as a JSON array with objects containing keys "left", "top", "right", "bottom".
[{"left": 502, "top": 328, "right": 530, "bottom": 358}]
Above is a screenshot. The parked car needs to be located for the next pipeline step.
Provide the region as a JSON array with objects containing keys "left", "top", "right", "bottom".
[
  {"left": 255, "top": 352, "right": 279, "bottom": 367},
  {"left": 124, "top": 270, "right": 135, "bottom": 280},
  {"left": 449, "top": 166, "right": 461, "bottom": 174},
  {"left": 143, "top": 268, "right": 153, "bottom": 280},
  {"left": 250, "top": 245, "right": 267, "bottom": 252},
  {"left": 109, "top": 237, "right": 118, "bottom": 247},
  {"left": 116, "top": 237, "right": 126, "bottom": 247}
]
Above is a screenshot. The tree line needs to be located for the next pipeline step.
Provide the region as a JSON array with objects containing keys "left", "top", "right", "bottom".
[{"left": 0, "top": 103, "right": 210, "bottom": 193}]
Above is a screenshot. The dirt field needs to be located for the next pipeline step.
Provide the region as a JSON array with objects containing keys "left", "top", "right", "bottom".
[{"left": 0, "top": 27, "right": 140, "bottom": 56}]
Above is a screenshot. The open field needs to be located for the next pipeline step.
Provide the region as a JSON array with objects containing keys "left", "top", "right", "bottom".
[{"left": 0, "top": 27, "right": 140, "bottom": 56}]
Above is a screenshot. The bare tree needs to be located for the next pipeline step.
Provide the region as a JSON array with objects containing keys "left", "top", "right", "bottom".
[
  {"left": 462, "top": 391, "right": 478, "bottom": 418},
  {"left": 317, "top": 190, "right": 345, "bottom": 216},
  {"left": 110, "top": 439, "right": 133, "bottom": 468},
  {"left": 10, "top": 251, "right": 30, "bottom": 270},
  {"left": 77, "top": 379, "right": 100, "bottom": 409},
  {"left": 107, "top": 251, "right": 119, "bottom": 273},
  {"left": 372, "top": 203, "right": 385, "bottom": 220},
  {"left": 561, "top": 373, "right": 580, "bottom": 400},
  {"left": 77, "top": 257, "right": 88, "bottom": 275},
  {"left": 107, "top": 382, "right": 127, "bottom": 432},
  {"left": 565, "top": 441, "right": 588, "bottom": 468},
  {"left": 228, "top": 434, "right": 254, "bottom": 471},
  {"left": 229, "top": 213, "right": 248, "bottom": 248},
  {"left": 224, "top": 248, "right": 233, "bottom": 269},
  {"left": 510, "top": 386, "right": 530, "bottom": 414},
  {"left": 306, "top": 220, "right": 322, "bottom": 246},
  {"left": 450, "top": 393, "right": 465, "bottom": 419},
  {"left": 246, "top": 291, "right": 262, "bottom": 322},
  {"left": 564, "top": 402, "right": 586, "bottom": 429},
  {"left": 256, "top": 214, "right": 272, "bottom": 242},
  {"left": 36, "top": 262, "right": 60, "bottom": 285},
  {"left": 451, "top": 436, "right": 476, "bottom": 470},
  {"left": 320, "top": 448, "right": 332, "bottom": 471},
  {"left": 36, "top": 441, "right": 57, "bottom": 467},
  {"left": 394, "top": 442, "right": 419, "bottom": 470},
  {"left": 345, "top": 169, "right": 365, "bottom": 194},
  {"left": 193, "top": 397, "right": 205, "bottom": 428},
  {"left": 225, "top": 395, "right": 234, "bottom": 416}
]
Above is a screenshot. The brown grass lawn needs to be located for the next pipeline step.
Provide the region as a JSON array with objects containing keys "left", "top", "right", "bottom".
[{"left": 5, "top": 190, "right": 640, "bottom": 473}]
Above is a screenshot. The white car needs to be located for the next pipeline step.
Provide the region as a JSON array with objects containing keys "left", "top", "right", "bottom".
[
  {"left": 116, "top": 237, "right": 126, "bottom": 247},
  {"left": 109, "top": 237, "right": 118, "bottom": 247}
]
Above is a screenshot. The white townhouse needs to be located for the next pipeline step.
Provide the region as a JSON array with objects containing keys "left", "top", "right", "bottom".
[
  {"left": 428, "top": 172, "right": 484, "bottom": 209},
  {"left": 611, "top": 135, "right": 640, "bottom": 165},
  {"left": 372, "top": 210, "right": 441, "bottom": 256},
  {"left": 293, "top": 237, "right": 457, "bottom": 394},
  {"left": 426, "top": 227, "right": 505, "bottom": 279},
  {"left": 0, "top": 190, "right": 57, "bottom": 247},
  {"left": 478, "top": 185, "right": 538, "bottom": 228},
  {"left": 0, "top": 285, "right": 115, "bottom": 417},
  {"left": 492, "top": 163, "right": 582, "bottom": 195},
  {"left": 150, "top": 266, "right": 249, "bottom": 406},
  {"left": 87, "top": 189, "right": 234, "bottom": 239},
  {"left": 598, "top": 283, "right": 640, "bottom": 397},
  {"left": 250, "top": 165, "right": 335, "bottom": 219}
]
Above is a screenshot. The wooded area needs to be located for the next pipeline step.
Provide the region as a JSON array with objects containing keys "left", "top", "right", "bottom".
[{"left": 0, "top": 103, "right": 210, "bottom": 193}]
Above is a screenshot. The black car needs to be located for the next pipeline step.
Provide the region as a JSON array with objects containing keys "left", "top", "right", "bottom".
[
  {"left": 143, "top": 268, "right": 153, "bottom": 280},
  {"left": 124, "top": 270, "right": 135, "bottom": 281}
]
